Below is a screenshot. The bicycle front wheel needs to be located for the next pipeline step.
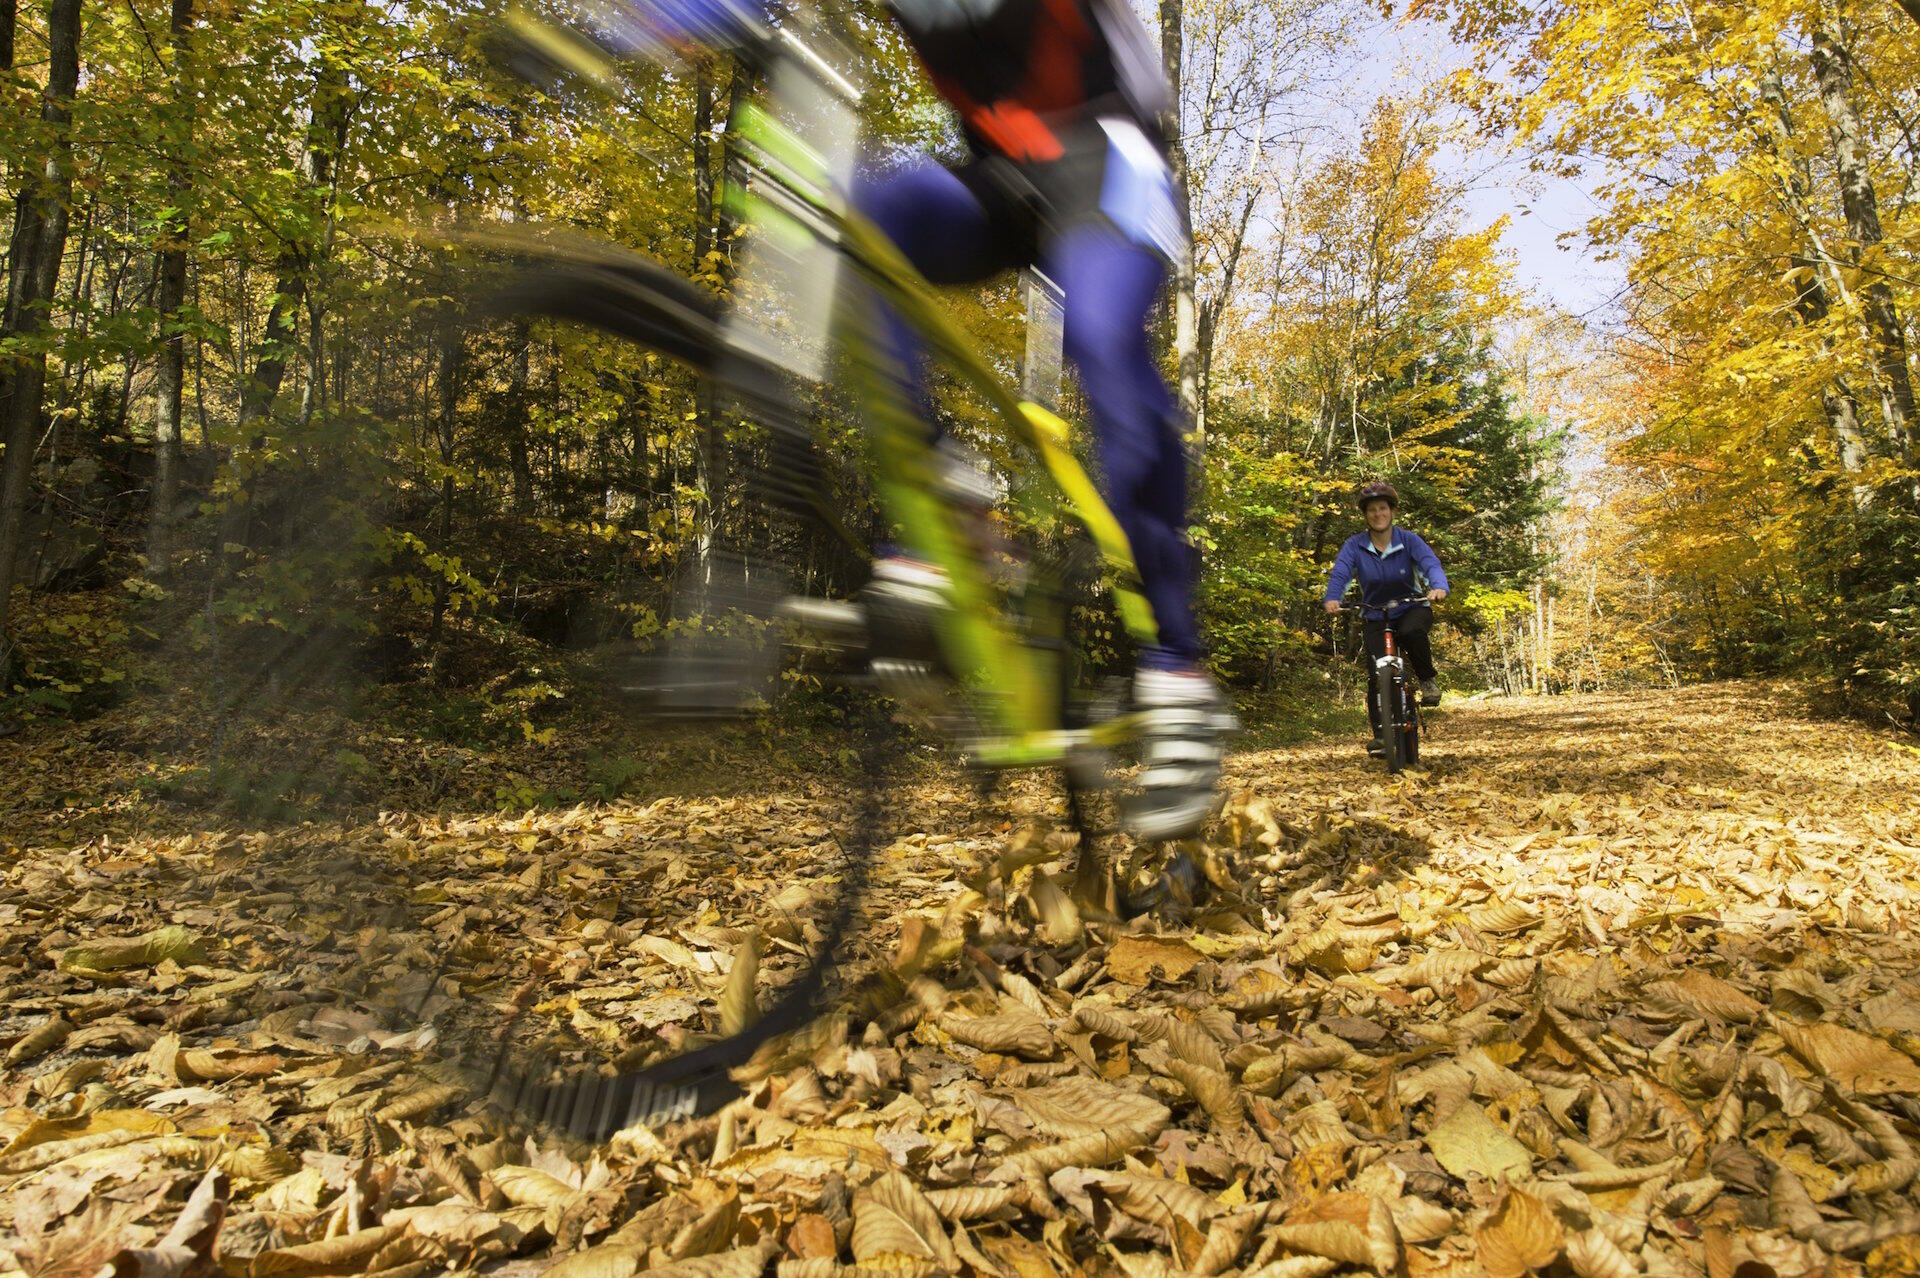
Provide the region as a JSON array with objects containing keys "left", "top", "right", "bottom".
[
  {"left": 1378, "top": 661, "right": 1408, "bottom": 774},
  {"left": 425, "top": 248, "right": 895, "bottom": 1138}
]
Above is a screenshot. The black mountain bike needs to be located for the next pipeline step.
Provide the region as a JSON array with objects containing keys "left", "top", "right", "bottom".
[{"left": 1334, "top": 598, "right": 1433, "bottom": 775}]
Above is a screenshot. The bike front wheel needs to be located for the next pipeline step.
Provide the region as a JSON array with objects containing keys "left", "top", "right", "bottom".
[
  {"left": 1376, "top": 661, "right": 1407, "bottom": 773},
  {"left": 430, "top": 248, "right": 895, "bottom": 1138}
]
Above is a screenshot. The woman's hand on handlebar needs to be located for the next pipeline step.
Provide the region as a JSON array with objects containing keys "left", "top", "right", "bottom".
[
  {"left": 1325, "top": 599, "right": 1343, "bottom": 614},
  {"left": 1426, "top": 588, "right": 1447, "bottom": 604}
]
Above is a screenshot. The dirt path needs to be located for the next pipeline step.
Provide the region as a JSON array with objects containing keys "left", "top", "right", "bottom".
[{"left": 5, "top": 685, "right": 1920, "bottom": 1278}]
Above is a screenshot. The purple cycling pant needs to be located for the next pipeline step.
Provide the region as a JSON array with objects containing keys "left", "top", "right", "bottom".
[{"left": 854, "top": 158, "right": 1199, "bottom": 665}]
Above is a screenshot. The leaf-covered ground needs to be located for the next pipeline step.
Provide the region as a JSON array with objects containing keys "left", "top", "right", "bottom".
[{"left": 6, "top": 684, "right": 1920, "bottom": 1278}]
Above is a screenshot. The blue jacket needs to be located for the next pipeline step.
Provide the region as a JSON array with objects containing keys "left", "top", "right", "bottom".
[{"left": 1325, "top": 528, "right": 1449, "bottom": 619}]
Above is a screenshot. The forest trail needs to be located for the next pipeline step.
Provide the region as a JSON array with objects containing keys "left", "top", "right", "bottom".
[{"left": 6, "top": 684, "right": 1920, "bottom": 1277}]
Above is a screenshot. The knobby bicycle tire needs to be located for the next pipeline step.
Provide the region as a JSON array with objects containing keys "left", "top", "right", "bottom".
[
  {"left": 1377, "top": 661, "right": 1407, "bottom": 774},
  {"left": 431, "top": 252, "right": 891, "bottom": 1140},
  {"left": 1404, "top": 691, "right": 1420, "bottom": 767}
]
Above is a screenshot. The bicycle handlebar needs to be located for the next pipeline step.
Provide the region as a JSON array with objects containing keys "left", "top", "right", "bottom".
[{"left": 1330, "top": 596, "right": 1436, "bottom": 615}]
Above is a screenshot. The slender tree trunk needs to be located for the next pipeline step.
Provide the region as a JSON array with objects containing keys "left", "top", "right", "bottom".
[
  {"left": 222, "top": 55, "right": 349, "bottom": 560},
  {"left": 1156, "top": 0, "right": 1201, "bottom": 466},
  {"left": 505, "top": 320, "right": 533, "bottom": 513},
  {"left": 692, "top": 66, "right": 719, "bottom": 582},
  {"left": 1756, "top": 65, "right": 1874, "bottom": 496},
  {"left": 0, "top": 0, "right": 15, "bottom": 322},
  {"left": 237, "top": 58, "right": 348, "bottom": 433},
  {"left": 147, "top": 0, "right": 197, "bottom": 580},
  {"left": 1810, "top": 26, "right": 1916, "bottom": 457},
  {"left": 0, "top": 0, "right": 81, "bottom": 682},
  {"left": 429, "top": 329, "right": 458, "bottom": 677}
]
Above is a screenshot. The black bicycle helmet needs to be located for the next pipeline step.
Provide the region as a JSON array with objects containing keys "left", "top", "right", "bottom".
[{"left": 1357, "top": 481, "right": 1398, "bottom": 510}]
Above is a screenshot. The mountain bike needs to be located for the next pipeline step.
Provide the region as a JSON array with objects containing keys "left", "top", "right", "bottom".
[
  {"left": 447, "top": 6, "right": 1181, "bottom": 1139},
  {"left": 1334, "top": 598, "right": 1432, "bottom": 775}
]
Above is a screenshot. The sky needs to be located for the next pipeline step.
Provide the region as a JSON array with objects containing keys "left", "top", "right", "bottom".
[{"left": 1343, "top": 8, "right": 1629, "bottom": 322}]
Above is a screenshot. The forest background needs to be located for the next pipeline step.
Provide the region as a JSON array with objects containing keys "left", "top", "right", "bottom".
[{"left": 0, "top": 0, "right": 1915, "bottom": 761}]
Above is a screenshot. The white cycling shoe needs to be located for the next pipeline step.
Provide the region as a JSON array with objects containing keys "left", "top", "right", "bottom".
[{"left": 1126, "top": 665, "right": 1237, "bottom": 841}]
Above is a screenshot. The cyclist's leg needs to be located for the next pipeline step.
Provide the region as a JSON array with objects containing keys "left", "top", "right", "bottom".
[
  {"left": 1046, "top": 220, "right": 1229, "bottom": 837},
  {"left": 1395, "top": 609, "right": 1437, "bottom": 680},
  {"left": 853, "top": 159, "right": 1022, "bottom": 421},
  {"left": 852, "top": 160, "right": 1022, "bottom": 596},
  {"left": 1046, "top": 223, "right": 1197, "bottom": 665},
  {"left": 1363, "top": 619, "right": 1389, "bottom": 738}
]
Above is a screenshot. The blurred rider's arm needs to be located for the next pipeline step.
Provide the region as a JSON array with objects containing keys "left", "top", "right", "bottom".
[
  {"left": 1405, "top": 531, "right": 1448, "bottom": 604},
  {"left": 1323, "top": 538, "right": 1360, "bottom": 615}
]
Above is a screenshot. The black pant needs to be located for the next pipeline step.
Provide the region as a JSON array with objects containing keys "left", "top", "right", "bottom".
[{"left": 1363, "top": 608, "right": 1436, "bottom": 734}]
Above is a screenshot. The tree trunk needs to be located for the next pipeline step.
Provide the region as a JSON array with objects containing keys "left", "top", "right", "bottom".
[
  {"left": 1156, "top": 0, "right": 1201, "bottom": 466},
  {"left": 221, "top": 54, "right": 350, "bottom": 559},
  {"left": 0, "top": 0, "right": 15, "bottom": 320},
  {"left": 147, "top": 0, "right": 196, "bottom": 581},
  {"left": 238, "top": 57, "right": 349, "bottom": 433},
  {"left": 692, "top": 66, "right": 719, "bottom": 582},
  {"left": 429, "top": 330, "right": 459, "bottom": 677},
  {"left": 0, "top": 0, "right": 82, "bottom": 682},
  {"left": 505, "top": 321, "right": 534, "bottom": 513},
  {"left": 1809, "top": 25, "right": 1916, "bottom": 457},
  {"left": 1755, "top": 65, "right": 1873, "bottom": 496}
]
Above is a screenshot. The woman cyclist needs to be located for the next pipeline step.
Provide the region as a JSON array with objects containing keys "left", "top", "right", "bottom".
[
  {"left": 597, "top": 0, "right": 1233, "bottom": 838},
  {"left": 1323, "top": 482, "right": 1448, "bottom": 758}
]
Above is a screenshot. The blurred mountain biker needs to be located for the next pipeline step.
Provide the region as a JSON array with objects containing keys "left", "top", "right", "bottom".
[
  {"left": 597, "top": 0, "right": 1233, "bottom": 839},
  {"left": 1323, "top": 482, "right": 1448, "bottom": 758}
]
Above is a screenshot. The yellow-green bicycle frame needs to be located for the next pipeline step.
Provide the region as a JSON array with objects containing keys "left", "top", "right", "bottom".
[
  {"left": 727, "top": 97, "right": 1161, "bottom": 767},
  {"left": 508, "top": 8, "right": 1157, "bottom": 768}
]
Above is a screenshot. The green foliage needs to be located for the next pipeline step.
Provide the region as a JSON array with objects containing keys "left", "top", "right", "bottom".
[{"left": 3, "top": 589, "right": 137, "bottom": 719}]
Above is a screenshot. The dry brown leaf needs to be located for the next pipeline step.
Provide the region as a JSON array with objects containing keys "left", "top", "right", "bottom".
[
  {"left": 249, "top": 1226, "right": 405, "bottom": 1277},
  {"left": 1011, "top": 1074, "right": 1170, "bottom": 1140},
  {"left": 1565, "top": 1229, "right": 1637, "bottom": 1278},
  {"left": 539, "top": 1245, "right": 644, "bottom": 1278},
  {"left": 785, "top": 1215, "right": 838, "bottom": 1260},
  {"left": 666, "top": 1189, "right": 741, "bottom": 1260},
  {"left": 1641, "top": 973, "right": 1763, "bottom": 1024},
  {"left": 942, "top": 1011, "right": 1055, "bottom": 1060},
  {"left": 1469, "top": 900, "right": 1543, "bottom": 935},
  {"left": 1067, "top": 1004, "right": 1137, "bottom": 1041},
  {"left": 641, "top": 1242, "right": 781, "bottom": 1278},
  {"left": 1476, "top": 1187, "right": 1564, "bottom": 1278},
  {"left": 921, "top": 1186, "right": 1018, "bottom": 1223},
  {"left": 59, "top": 925, "right": 205, "bottom": 974},
  {"left": 488, "top": 1164, "right": 584, "bottom": 1213},
  {"left": 1244, "top": 1260, "right": 1343, "bottom": 1278},
  {"left": 7, "top": 1016, "right": 74, "bottom": 1066},
  {"left": 719, "top": 930, "right": 761, "bottom": 1037},
  {"left": 1191, "top": 1205, "right": 1270, "bottom": 1276},
  {"left": 1776, "top": 1021, "right": 1920, "bottom": 1095},
  {"left": 1425, "top": 1102, "right": 1534, "bottom": 1182},
  {"left": 1265, "top": 1194, "right": 1402, "bottom": 1275},
  {"left": 850, "top": 1172, "right": 959, "bottom": 1270},
  {"left": 108, "top": 1168, "right": 229, "bottom": 1278},
  {"left": 1026, "top": 870, "right": 1083, "bottom": 946},
  {"left": 1105, "top": 934, "right": 1204, "bottom": 985},
  {"left": 374, "top": 1081, "right": 462, "bottom": 1123},
  {"left": 1398, "top": 951, "right": 1488, "bottom": 991},
  {"left": 1161, "top": 1056, "right": 1244, "bottom": 1130}
]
